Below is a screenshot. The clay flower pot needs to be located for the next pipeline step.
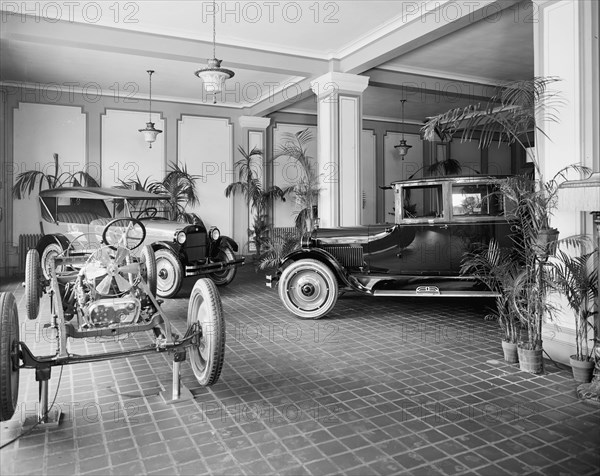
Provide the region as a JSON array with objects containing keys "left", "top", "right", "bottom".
[
  {"left": 569, "top": 355, "right": 595, "bottom": 383},
  {"left": 518, "top": 346, "right": 544, "bottom": 374},
  {"left": 501, "top": 341, "right": 519, "bottom": 364}
]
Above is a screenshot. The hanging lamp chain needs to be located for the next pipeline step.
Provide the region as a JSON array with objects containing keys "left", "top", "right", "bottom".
[
  {"left": 212, "top": 0, "right": 217, "bottom": 59},
  {"left": 148, "top": 70, "right": 153, "bottom": 122}
]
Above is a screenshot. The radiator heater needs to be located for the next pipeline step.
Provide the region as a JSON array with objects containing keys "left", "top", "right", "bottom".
[{"left": 18, "top": 234, "right": 43, "bottom": 273}]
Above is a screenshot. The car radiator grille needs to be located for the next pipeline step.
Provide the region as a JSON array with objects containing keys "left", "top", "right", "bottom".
[
  {"left": 185, "top": 232, "right": 207, "bottom": 262},
  {"left": 322, "top": 246, "right": 364, "bottom": 268}
]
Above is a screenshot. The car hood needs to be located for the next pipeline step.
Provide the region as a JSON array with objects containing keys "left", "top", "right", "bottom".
[
  {"left": 140, "top": 219, "right": 204, "bottom": 239},
  {"left": 313, "top": 224, "right": 394, "bottom": 245}
]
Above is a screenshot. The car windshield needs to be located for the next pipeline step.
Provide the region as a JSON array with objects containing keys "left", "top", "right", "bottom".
[{"left": 112, "top": 198, "right": 172, "bottom": 220}]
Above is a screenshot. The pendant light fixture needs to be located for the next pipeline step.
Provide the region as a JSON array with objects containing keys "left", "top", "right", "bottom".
[
  {"left": 395, "top": 99, "right": 412, "bottom": 159},
  {"left": 194, "top": 0, "right": 235, "bottom": 101},
  {"left": 139, "top": 70, "right": 162, "bottom": 148}
]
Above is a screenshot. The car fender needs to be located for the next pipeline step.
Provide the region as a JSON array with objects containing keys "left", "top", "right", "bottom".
[
  {"left": 214, "top": 236, "right": 238, "bottom": 254},
  {"left": 151, "top": 241, "right": 181, "bottom": 256},
  {"left": 279, "top": 248, "right": 358, "bottom": 291},
  {"left": 36, "top": 234, "right": 70, "bottom": 255}
]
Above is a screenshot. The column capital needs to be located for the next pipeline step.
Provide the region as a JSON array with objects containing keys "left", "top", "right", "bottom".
[
  {"left": 310, "top": 72, "right": 369, "bottom": 100},
  {"left": 238, "top": 116, "right": 271, "bottom": 130}
]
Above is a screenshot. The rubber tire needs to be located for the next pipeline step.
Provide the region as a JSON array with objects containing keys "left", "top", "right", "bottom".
[
  {"left": 40, "top": 241, "right": 64, "bottom": 281},
  {"left": 278, "top": 259, "right": 338, "bottom": 319},
  {"left": 155, "top": 248, "right": 183, "bottom": 298},
  {"left": 187, "top": 278, "right": 225, "bottom": 386},
  {"left": 25, "top": 249, "right": 42, "bottom": 320},
  {"left": 209, "top": 247, "right": 237, "bottom": 286},
  {"left": 140, "top": 245, "right": 157, "bottom": 297},
  {"left": 0, "top": 292, "right": 20, "bottom": 422}
]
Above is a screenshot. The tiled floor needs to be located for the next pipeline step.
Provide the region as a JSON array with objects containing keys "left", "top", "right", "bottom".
[{"left": 1, "top": 265, "right": 599, "bottom": 475}]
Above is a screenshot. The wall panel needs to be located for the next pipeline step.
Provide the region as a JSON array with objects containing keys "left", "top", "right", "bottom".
[
  {"left": 13, "top": 103, "right": 86, "bottom": 241},
  {"left": 178, "top": 116, "right": 233, "bottom": 237}
]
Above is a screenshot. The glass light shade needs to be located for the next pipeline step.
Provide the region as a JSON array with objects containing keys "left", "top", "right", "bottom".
[
  {"left": 139, "top": 122, "right": 162, "bottom": 148},
  {"left": 194, "top": 58, "right": 234, "bottom": 94},
  {"left": 394, "top": 140, "right": 412, "bottom": 158},
  {"left": 558, "top": 172, "right": 600, "bottom": 212}
]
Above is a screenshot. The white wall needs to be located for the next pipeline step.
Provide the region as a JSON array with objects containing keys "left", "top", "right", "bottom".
[
  {"left": 178, "top": 116, "right": 233, "bottom": 237},
  {"left": 12, "top": 103, "right": 86, "bottom": 242},
  {"left": 101, "top": 110, "right": 165, "bottom": 187}
]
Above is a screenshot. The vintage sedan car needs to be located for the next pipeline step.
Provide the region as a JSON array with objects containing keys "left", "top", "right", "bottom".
[
  {"left": 267, "top": 175, "right": 515, "bottom": 319},
  {"left": 35, "top": 187, "right": 244, "bottom": 298}
]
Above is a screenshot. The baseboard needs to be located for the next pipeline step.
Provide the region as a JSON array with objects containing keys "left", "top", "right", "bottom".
[{"left": 542, "top": 323, "right": 577, "bottom": 366}]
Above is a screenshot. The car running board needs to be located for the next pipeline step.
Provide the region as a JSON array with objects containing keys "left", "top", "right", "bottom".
[{"left": 373, "top": 289, "right": 499, "bottom": 297}]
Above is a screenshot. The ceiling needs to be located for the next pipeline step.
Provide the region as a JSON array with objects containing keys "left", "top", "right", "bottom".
[{"left": 0, "top": 0, "right": 534, "bottom": 121}]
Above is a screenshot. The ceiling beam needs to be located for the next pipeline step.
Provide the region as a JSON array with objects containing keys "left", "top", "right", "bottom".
[
  {"left": 339, "top": 0, "right": 524, "bottom": 74},
  {"left": 1, "top": 13, "right": 328, "bottom": 77}
]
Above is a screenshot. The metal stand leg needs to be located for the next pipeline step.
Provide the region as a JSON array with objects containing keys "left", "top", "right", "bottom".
[
  {"left": 23, "top": 367, "right": 62, "bottom": 430},
  {"left": 160, "top": 351, "right": 193, "bottom": 404}
]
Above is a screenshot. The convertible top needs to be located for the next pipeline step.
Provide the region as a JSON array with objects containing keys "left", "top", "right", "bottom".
[{"left": 39, "top": 187, "right": 170, "bottom": 201}]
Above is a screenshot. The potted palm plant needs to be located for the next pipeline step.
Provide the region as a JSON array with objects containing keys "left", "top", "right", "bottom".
[
  {"left": 13, "top": 152, "right": 99, "bottom": 198},
  {"left": 118, "top": 162, "right": 201, "bottom": 223},
  {"left": 423, "top": 77, "right": 592, "bottom": 373},
  {"left": 273, "top": 128, "right": 320, "bottom": 232},
  {"left": 225, "top": 146, "right": 291, "bottom": 258},
  {"left": 461, "top": 239, "right": 521, "bottom": 363},
  {"left": 551, "top": 247, "right": 599, "bottom": 382}
]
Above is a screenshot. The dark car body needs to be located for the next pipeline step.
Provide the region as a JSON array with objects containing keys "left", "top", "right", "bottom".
[
  {"left": 268, "top": 176, "right": 515, "bottom": 319},
  {"left": 35, "top": 187, "right": 244, "bottom": 298}
]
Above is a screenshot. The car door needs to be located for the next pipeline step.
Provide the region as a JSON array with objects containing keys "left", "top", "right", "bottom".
[
  {"left": 367, "top": 183, "right": 452, "bottom": 274},
  {"left": 449, "top": 182, "right": 514, "bottom": 271}
]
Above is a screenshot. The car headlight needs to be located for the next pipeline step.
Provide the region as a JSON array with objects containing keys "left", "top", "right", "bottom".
[
  {"left": 209, "top": 227, "right": 220, "bottom": 241},
  {"left": 176, "top": 231, "right": 187, "bottom": 244}
]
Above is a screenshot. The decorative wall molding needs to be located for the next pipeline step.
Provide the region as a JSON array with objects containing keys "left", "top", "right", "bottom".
[{"left": 239, "top": 116, "right": 271, "bottom": 130}]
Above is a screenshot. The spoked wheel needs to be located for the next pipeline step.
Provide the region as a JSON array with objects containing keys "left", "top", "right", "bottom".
[
  {"left": 140, "top": 245, "right": 157, "bottom": 297},
  {"left": 187, "top": 278, "right": 225, "bottom": 386},
  {"left": 209, "top": 247, "right": 237, "bottom": 286},
  {"left": 155, "top": 248, "right": 183, "bottom": 298},
  {"left": 0, "top": 292, "right": 20, "bottom": 421},
  {"left": 25, "top": 249, "right": 42, "bottom": 320},
  {"left": 278, "top": 259, "right": 338, "bottom": 319}
]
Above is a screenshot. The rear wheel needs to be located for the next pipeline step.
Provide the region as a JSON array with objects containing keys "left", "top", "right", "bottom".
[
  {"left": 0, "top": 292, "right": 20, "bottom": 421},
  {"left": 278, "top": 259, "right": 338, "bottom": 319},
  {"left": 155, "top": 248, "right": 183, "bottom": 298},
  {"left": 25, "top": 249, "right": 42, "bottom": 320},
  {"left": 209, "top": 247, "right": 237, "bottom": 286},
  {"left": 140, "top": 245, "right": 157, "bottom": 297},
  {"left": 187, "top": 278, "right": 225, "bottom": 386}
]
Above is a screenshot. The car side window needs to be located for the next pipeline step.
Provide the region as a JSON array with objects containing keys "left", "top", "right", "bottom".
[
  {"left": 451, "top": 184, "right": 505, "bottom": 217},
  {"left": 401, "top": 185, "right": 444, "bottom": 219}
]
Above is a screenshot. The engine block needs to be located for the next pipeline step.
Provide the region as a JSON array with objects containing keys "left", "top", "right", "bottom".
[{"left": 86, "top": 297, "right": 141, "bottom": 327}]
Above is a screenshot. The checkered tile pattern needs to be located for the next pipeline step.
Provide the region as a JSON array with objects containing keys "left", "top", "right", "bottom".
[{"left": 1, "top": 266, "right": 599, "bottom": 475}]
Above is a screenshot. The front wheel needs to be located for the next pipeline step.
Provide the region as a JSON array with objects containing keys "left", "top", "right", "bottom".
[
  {"left": 155, "top": 248, "right": 183, "bottom": 298},
  {"left": 0, "top": 292, "right": 20, "bottom": 421},
  {"left": 209, "top": 247, "right": 237, "bottom": 286},
  {"left": 25, "top": 249, "right": 42, "bottom": 320},
  {"left": 278, "top": 259, "right": 338, "bottom": 319},
  {"left": 187, "top": 279, "right": 225, "bottom": 386}
]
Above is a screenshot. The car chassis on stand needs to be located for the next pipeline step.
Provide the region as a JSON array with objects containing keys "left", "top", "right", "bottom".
[{"left": 0, "top": 217, "right": 225, "bottom": 425}]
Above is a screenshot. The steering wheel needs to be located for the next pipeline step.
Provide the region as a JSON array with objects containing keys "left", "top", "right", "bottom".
[
  {"left": 137, "top": 207, "right": 158, "bottom": 219},
  {"left": 102, "top": 218, "right": 146, "bottom": 251}
]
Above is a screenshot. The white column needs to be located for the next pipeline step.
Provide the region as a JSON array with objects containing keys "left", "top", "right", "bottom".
[
  {"left": 534, "top": 0, "right": 600, "bottom": 364},
  {"left": 310, "top": 73, "right": 369, "bottom": 227}
]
